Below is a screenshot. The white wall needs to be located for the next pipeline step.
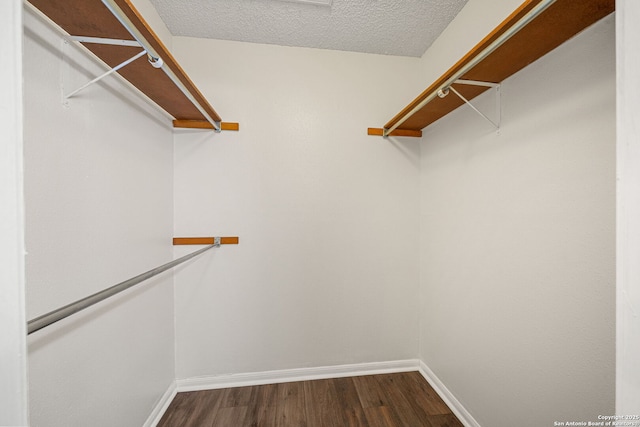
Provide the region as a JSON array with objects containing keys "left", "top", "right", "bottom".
[
  {"left": 419, "top": 12, "right": 615, "bottom": 427},
  {"left": 0, "top": 0, "right": 28, "bottom": 425},
  {"left": 171, "top": 38, "right": 423, "bottom": 379},
  {"left": 616, "top": 0, "right": 640, "bottom": 414},
  {"left": 23, "top": 5, "right": 176, "bottom": 426}
]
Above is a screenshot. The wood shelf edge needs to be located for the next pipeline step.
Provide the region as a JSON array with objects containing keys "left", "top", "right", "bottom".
[
  {"left": 173, "top": 237, "right": 240, "bottom": 245},
  {"left": 173, "top": 120, "right": 240, "bottom": 131},
  {"left": 367, "top": 128, "right": 422, "bottom": 138},
  {"left": 27, "top": 0, "right": 223, "bottom": 124},
  {"left": 118, "top": 0, "right": 222, "bottom": 123},
  {"left": 383, "top": 0, "right": 543, "bottom": 130},
  {"left": 383, "top": 0, "right": 615, "bottom": 131}
]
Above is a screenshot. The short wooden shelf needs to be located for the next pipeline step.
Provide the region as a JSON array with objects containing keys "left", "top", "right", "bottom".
[
  {"left": 173, "top": 120, "right": 240, "bottom": 131},
  {"left": 173, "top": 237, "right": 240, "bottom": 246}
]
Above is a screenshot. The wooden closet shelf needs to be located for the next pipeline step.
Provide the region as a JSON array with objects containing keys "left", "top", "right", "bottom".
[
  {"left": 368, "top": 128, "right": 423, "bottom": 138},
  {"left": 371, "top": 0, "right": 614, "bottom": 137},
  {"left": 173, "top": 120, "right": 240, "bottom": 131},
  {"left": 28, "top": 0, "right": 230, "bottom": 130},
  {"left": 173, "top": 237, "right": 240, "bottom": 246}
]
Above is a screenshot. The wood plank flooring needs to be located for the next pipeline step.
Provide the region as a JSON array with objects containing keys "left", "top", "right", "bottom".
[{"left": 157, "top": 371, "right": 463, "bottom": 427}]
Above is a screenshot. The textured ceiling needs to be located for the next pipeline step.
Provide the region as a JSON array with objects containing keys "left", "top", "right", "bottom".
[{"left": 148, "top": 0, "right": 469, "bottom": 57}]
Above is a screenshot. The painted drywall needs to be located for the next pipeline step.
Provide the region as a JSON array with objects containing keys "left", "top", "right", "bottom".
[
  {"left": 616, "top": 0, "right": 640, "bottom": 414},
  {"left": 23, "top": 5, "right": 176, "bottom": 426},
  {"left": 0, "top": 0, "right": 28, "bottom": 425},
  {"left": 419, "top": 12, "right": 615, "bottom": 427},
  {"left": 171, "top": 38, "right": 423, "bottom": 379}
]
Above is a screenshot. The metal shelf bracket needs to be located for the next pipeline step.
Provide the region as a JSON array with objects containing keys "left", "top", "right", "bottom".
[
  {"left": 65, "top": 48, "right": 147, "bottom": 99},
  {"left": 64, "top": 37, "right": 147, "bottom": 99},
  {"left": 447, "top": 79, "right": 502, "bottom": 130}
]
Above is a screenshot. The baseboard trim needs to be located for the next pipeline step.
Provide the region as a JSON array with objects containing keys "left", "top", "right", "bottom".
[
  {"left": 144, "top": 380, "right": 177, "bottom": 427},
  {"left": 418, "top": 360, "right": 481, "bottom": 427},
  {"left": 176, "top": 359, "right": 420, "bottom": 392}
]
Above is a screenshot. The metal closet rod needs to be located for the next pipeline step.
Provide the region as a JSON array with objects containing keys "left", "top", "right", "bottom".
[
  {"left": 27, "top": 241, "right": 220, "bottom": 335},
  {"left": 100, "top": 0, "right": 222, "bottom": 132},
  {"left": 384, "top": 0, "right": 557, "bottom": 137}
]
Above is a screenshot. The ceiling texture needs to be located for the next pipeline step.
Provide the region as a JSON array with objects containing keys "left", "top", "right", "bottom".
[{"left": 148, "top": 0, "right": 469, "bottom": 57}]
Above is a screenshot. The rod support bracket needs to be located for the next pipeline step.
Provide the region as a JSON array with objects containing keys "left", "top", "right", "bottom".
[
  {"left": 449, "top": 80, "right": 501, "bottom": 130},
  {"left": 64, "top": 49, "right": 147, "bottom": 99},
  {"left": 214, "top": 237, "right": 222, "bottom": 248},
  {"left": 148, "top": 55, "right": 163, "bottom": 69}
]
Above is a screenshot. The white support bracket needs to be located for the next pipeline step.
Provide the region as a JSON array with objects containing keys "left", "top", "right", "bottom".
[
  {"left": 443, "top": 79, "right": 502, "bottom": 130},
  {"left": 455, "top": 79, "right": 500, "bottom": 89},
  {"left": 69, "top": 36, "right": 141, "bottom": 47},
  {"left": 65, "top": 49, "right": 147, "bottom": 99},
  {"left": 64, "top": 36, "right": 148, "bottom": 99}
]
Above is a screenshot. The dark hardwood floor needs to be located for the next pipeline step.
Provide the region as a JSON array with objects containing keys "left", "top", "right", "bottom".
[{"left": 157, "top": 371, "right": 463, "bottom": 427}]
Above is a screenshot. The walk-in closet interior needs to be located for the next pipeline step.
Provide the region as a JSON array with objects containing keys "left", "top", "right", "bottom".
[{"left": 4, "top": 0, "right": 638, "bottom": 425}]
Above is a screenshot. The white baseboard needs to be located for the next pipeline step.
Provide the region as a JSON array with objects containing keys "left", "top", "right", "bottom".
[
  {"left": 418, "top": 360, "right": 481, "bottom": 427},
  {"left": 143, "top": 381, "right": 177, "bottom": 427},
  {"left": 176, "top": 359, "right": 420, "bottom": 392}
]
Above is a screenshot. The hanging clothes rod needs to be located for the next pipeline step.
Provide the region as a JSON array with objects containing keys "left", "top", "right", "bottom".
[
  {"left": 384, "top": 0, "right": 556, "bottom": 137},
  {"left": 27, "top": 241, "right": 222, "bottom": 335},
  {"left": 99, "top": 0, "right": 222, "bottom": 132}
]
